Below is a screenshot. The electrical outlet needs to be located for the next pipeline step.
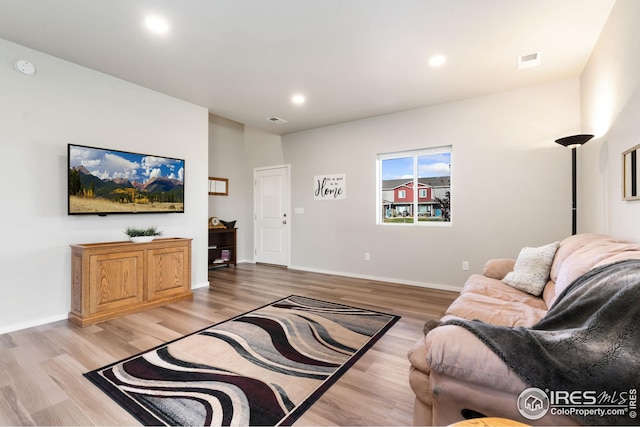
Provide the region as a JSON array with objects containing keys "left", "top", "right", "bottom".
[
  {"left": 365, "top": 252, "right": 370, "bottom": 261},
  {"left": 462, "top": 261, "right": 469, "bottom": 271}
]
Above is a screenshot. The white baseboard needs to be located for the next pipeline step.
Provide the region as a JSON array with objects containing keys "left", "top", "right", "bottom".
[
  {"left": 0, "top": 314, "right": 68, "bottom": 335},
  {"left": 1, "top": 281, "right": 211, "bottom": 335},
  {"left": 287, "top": 264, "right": 462, "bottom": 293},
  {"left": 191, "top": 280, "right": 210, "bottom": 290},
  {"left": 0, "top": 269, "right": 458, "bottom": 335}
]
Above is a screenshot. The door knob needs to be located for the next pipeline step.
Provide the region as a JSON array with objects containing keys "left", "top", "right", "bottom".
[{"left": 282, "top": 220, "right": 287, "bottom": 224}]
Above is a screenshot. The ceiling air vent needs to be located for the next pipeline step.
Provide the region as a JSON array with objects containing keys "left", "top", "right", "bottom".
[
  {"left": 266, "top": 116, "right": 288, "bottom": 124},
  {"left": 518, "top": 51, "right": 542, "bottom": 70}
]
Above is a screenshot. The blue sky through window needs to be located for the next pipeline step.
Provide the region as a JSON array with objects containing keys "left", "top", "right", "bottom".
[{"left": 382, "top": 152, "right": 450, "bottom": 180}]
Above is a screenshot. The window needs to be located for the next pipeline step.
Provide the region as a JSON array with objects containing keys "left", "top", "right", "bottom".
[{"left": 377, "top": 146, "right": 451, "bottom": 225}]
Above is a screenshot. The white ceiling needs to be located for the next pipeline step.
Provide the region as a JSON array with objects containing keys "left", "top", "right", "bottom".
[{"left": 0, "top": 0, "right": 615, "bottom": 134}]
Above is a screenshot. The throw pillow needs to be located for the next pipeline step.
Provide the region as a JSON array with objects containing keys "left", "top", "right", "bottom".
[{"left": 502, "top": 241, "right": 560, "bottom": 296}]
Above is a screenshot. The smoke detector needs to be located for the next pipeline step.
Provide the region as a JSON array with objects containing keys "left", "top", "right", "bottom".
[
  {"left": 518, "top": 51, "right": 542, "bottom": 70},
  {"left": 266, "top": 116, "right": 288, "bottom": 124},
  {"left": 14, "top": 59, "right": 36, "bottom": 75}
]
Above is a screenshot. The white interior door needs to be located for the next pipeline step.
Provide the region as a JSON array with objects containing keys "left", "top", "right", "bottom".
[{"left": 254, "top": 165, "right": 290, "bottom": 266}]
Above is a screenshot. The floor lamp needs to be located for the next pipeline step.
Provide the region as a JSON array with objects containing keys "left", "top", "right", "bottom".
[{"left": 555, "top": 134, "right": 594, "bottom": 235}]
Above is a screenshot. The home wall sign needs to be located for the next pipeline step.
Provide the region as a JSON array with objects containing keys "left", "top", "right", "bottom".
[{"left": 314, "top": 173, "right": 346, "bottom": 200}]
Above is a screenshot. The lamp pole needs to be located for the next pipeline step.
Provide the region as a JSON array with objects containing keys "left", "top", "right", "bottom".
[
  {"left": 555, "top": 134, "right": 594, "bottom": 235},
  {"left": 570, "top": 146, "right": 577, "bottom": 235}
]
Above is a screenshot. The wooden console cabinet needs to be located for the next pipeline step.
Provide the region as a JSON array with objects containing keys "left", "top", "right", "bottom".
[{"left": 69, "top": 237, "right": 192, "bottom": 327}]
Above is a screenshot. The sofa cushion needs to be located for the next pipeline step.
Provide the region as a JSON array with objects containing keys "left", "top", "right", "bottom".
[
  {"left": 445, "top": 291, "right": 547, "bottom": 327},
  {"left": 549, "top": 233, "right": 623, "bottom": 283},
  {"left": 541, "top": 279, "right": 557, "bottom": 309},
  {"left": 482, "top": 258, "right": 515, "bottom": 280},
  {"left": 549, "top": 241, "right": 640, "bottom": 306},
  {"left": 426, "top": 325, "right": 528, "bottom": 395},
  {"left": 593, "top": 248, "right": 640, "bottom": 268},
  {"left": 502, "top": 241, "right": 559, "bottom": 296},
  {"left": 461, "top": 274, "right": 547, "bottom": 310}
]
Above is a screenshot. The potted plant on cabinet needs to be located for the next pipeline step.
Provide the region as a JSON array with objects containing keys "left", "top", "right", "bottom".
[{"left": 124, "top": 226, "right": 162, "bottom": 243}]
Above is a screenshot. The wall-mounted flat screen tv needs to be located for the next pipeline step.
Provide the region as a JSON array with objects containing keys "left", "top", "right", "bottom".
[{"left": 68, "top": 144, "right": 185, "bottom": 215}]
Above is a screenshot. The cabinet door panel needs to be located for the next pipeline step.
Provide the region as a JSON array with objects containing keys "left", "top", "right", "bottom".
[
  {"left": 147, "top": 246, "right": 190, "bottom": 299},
  {"left": 89, "top": 251, "right": 144, "bottom": 314}
]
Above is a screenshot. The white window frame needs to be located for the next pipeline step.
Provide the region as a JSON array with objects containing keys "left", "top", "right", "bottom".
[{"left": 376, "top": 146, "right": 452, "bottom": 226}]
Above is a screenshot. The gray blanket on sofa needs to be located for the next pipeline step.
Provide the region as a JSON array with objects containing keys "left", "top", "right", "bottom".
[{"left": 443, "top": 259, "right": 640, "bottom": 425}]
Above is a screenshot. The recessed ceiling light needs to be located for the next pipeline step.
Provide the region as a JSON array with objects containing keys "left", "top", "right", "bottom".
[
  {"left": 428, "top": 55, "right": 447, "bottom": 67},
  {"left": 14, "top": 59, "right": 36, "bottom": 75},
  {"left": 292, "top": 94, "right": 306, "bottom": 105},
  {"left": 144, "top": 16, "right": 170, "bottom": 34}
]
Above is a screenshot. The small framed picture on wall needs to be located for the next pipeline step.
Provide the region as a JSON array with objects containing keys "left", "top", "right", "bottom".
[{"left": 622, "top": 144, "right": 640, "bottom": 201}]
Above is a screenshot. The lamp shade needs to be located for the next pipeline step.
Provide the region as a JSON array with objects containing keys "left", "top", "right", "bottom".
[{"left": 555, "top": 134, "right": 594, "bottom": 148}]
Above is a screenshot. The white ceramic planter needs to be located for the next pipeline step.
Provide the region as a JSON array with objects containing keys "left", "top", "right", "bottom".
[{"left": 129, "top": 236, "right": 155, "bottom": 243}]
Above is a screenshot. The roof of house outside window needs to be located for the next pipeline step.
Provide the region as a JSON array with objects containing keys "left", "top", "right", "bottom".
[{"left": 381, "top": 177, "right": 450, "bottom": 191}]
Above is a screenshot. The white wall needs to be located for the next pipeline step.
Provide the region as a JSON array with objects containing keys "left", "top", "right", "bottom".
[
  {"left": 208, "top": 115, "right": 284, "bottom": 262},
  {"left": 242, "top": 126, "right": 285, "bottom": 260},
  {"left": 282, "top": 79, "right": 581, "bottom": 289},
  {"left": 208, "top": 115, "right": 248, "bottom": 260},
  {"left": 581, "top": 0, "right": 640, "bottom": 242},
  {"left": 0, "top": 39, "right": 209, "bottom": 333}
]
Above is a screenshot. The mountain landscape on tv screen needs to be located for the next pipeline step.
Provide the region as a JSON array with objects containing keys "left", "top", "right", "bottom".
[{"left": 69, "top": 167, "right": 184, "bottom": 214}]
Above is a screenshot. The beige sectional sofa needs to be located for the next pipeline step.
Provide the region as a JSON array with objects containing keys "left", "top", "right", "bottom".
[{"left": 408, "top": 233, "right": 640, "bottom": 426}]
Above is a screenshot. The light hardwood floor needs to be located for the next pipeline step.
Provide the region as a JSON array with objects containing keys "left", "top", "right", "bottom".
[{"left": 0, "top": 264, "right": 459, "bottom": 426}]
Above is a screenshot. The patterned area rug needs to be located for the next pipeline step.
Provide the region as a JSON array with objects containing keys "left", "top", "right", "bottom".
[{"left": 85, "top": 295, "right": 400, "bottom": 426}]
